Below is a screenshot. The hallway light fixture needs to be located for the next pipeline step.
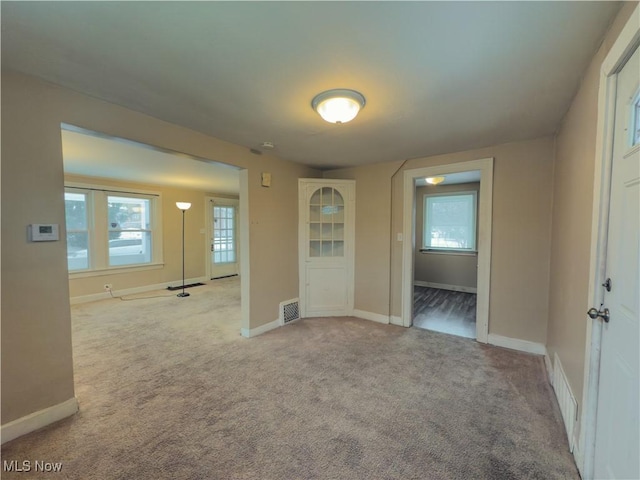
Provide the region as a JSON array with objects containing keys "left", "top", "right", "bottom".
[
  {"left": 425, "top": 176, "right": 446, "bottom": 185},
  {"left": 176, "top": 202, "right": 191, "bottom": 298},
  {"left": 312, "top": 89, "right": 365, "bottom": 124}
]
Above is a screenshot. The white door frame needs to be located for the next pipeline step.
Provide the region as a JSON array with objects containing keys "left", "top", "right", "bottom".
[
  {"left": 401, "top": 158, "right": 493, "bottom": 343},
  {"left": 579, "top": 5, "right": 640, "bottom": 478},
  {"left": 204, "top": 195, "right": 240, "bottom": 280}
]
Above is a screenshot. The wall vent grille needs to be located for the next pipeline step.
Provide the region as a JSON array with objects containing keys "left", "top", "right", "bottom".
[
  {"left": 280, "top": 298, "right": 300, "bottom": 325},
  {"left": 552, "top": 353, "right": 578, "bottom": 452}
]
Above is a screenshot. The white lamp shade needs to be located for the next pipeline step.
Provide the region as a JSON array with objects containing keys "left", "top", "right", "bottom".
[
  {"left": 316, "top": 97, "right": 360, "bottom": 123},
  {"left": 176, "top": 202, "right": 192, "bottom": 211},
  {"left": 312, "top": 89, "right": 365, "bottom": 124}
]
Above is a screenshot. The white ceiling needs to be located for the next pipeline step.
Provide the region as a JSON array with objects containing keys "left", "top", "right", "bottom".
[
  {"left": 62, "top": 128, "right": 240, "bottom": 194},
  {"left": 2, "top": 1, "right": 621, "bottom": 170}
]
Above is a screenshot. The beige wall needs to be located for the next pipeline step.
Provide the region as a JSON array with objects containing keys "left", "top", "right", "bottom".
[
  {"left": 65, "top": 174, "right": 234, "bottom": 298},
  {"left": 546, "top": 2, "right": 638, "bottom": 414},
  {"left": 1, "top": 72, "right": 320, "bottom": 424},
  {"left": 324, "top": 161, "right": 401, "bottom": 317},
  {"left": 414, "top": 182, "right": 480, "bottom": 289},
  {"left": 327, "top": 136, "right": 555, "bottom": 344}
]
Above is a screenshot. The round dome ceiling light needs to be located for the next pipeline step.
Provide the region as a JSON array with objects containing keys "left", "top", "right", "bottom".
[
  {"left": 312, "top": 89, "right": 366, "bottom": 124},
  {"left": 425, "top": 176, "right": 446, "bottom": 185}
]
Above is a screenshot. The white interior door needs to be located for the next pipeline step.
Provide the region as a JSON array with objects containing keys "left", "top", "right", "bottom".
[
  {"left": 593, "top": 44, "right": 639, "bottom": 480},
  {"left": 208, "top": 197, "right": 239, "bottom": 279},
  {"left": 299, "top": 179, "right": 355, "bottom": 318}
]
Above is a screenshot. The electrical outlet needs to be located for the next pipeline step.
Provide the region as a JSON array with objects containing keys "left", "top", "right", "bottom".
[{"left": 104, "top": 284, "right": 113, "bottom": 291}]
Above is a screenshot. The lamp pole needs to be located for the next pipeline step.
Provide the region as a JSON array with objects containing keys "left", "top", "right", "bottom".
[{"left": 176, "top": 202, "right": 191, "bottom": 298}]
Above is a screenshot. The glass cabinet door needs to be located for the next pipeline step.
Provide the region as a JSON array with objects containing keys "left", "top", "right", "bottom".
[
  {"left": 309, "top": 187, "right": 344, "bottom": 257},
  {"left": 299, "top": 178, "right": 355, "bottom": 318}
]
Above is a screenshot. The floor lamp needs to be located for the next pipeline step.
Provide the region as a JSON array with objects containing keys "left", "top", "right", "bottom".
[{"left": 176, "top": 202, "right": 191, "bottom": 298}]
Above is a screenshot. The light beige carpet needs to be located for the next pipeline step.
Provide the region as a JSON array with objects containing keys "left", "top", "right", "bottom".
[{"left": 1, "top": 277, "right": 579, "bottom": 479}]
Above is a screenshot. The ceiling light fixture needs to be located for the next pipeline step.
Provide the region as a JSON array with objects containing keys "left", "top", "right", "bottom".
[
  {"left": 312, "top": 89, "right": 366, "bottom": 124},
  {"left": 425, "top": 176, "right": 445, "bottom": 185}
]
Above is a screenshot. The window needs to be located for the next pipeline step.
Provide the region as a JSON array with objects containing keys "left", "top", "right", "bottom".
[
  {"left": 424, "top": 192, "right": 477, "bottom": 251},
  {"left": 213, "top": 206, "right": 236, "bottom": 264},
  {"left": 108, "top": 195, "right": 152, "bottom": 266},
  {"left": 65, "top": 189, "right": 90, "bottom": 271},
  {"left": 64, "top": 186, "right": 161, "bottom": 274}
]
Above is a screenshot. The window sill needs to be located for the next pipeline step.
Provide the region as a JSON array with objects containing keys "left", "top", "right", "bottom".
[
  {"left": 69, "top": 262, "right": 164, "bottom": 279},
  {"left": 419, "top": 249, "right": 477, "bottom": 257}
]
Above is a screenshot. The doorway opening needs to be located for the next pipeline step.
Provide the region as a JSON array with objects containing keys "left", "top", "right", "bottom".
[
  {"left": 412, "top": 172, "right": 480, "bottom": 339},
  {"left": 206, "top": 197, "right": 240, "bottom": 280},
  {"left": 401, "top": 158, "right": 493, "bottom": 343},
  {"left": 60, "top": 124, "right": 246, "bottom": 332}
]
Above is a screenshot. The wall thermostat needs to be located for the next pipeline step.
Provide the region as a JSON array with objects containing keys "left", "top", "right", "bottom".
[{"left": 29, "top": 224, "right": 60, "bottom": 242}]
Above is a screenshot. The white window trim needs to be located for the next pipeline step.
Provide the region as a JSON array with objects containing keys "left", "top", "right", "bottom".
[
  {"left": 65, "top": 187, "right": 93, "bottom": 271},
  {"left": 69, "top": 263, "right": 165, "bottom": 279},
  {"left": 422, "top": 190, "right": 478, "bottom": 253},
  {"left": 65, "top": 181, "right": 163, "bottom": 277}
]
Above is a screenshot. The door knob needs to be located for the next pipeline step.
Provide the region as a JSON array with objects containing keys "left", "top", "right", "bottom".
[{"left": 587, "top": 307, "right": 610, "bottom": 323}]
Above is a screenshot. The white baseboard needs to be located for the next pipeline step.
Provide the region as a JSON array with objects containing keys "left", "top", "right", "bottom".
[
  {"left": 390, "top": 315, "right": 403, "bottom": 326},
  {"left": 543, "top": 350, "right": 581, "bottom": 457},
  {"left": 487, "top": 333, "right": 546, "bottom": 355},
  {"left": 353, "top": 309, "right": 390, "bottom": 324},
  {"left": 241, "top": 318, "right": 280, "bottom": 338},
  {"left": 573, "top": 437, "right": 584, "bottom": 479},
  {"left": 544, "top": 350, "right": 554, "bottom": 384},
  {"left": 70, "top": 276, "right": 208, "bottom": 304},
  {"left": 1, "top": 397, "right": 78, "bottom": 445},
  {"left": 552, "top": 353, "right": 578, "bottom": 453},
  {"left": 414, "top": 281, "right": 477, "bottom": 294}
]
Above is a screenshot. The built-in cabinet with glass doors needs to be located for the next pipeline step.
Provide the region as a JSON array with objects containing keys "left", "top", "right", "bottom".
[{"left": 299, "top": 179, "right": 355, "bottom": 318}]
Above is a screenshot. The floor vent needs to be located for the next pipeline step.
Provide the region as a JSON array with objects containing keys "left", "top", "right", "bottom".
[
  {"left": 553, "top": 353, "right": 578, "bottom": 452},
  {"left": 279, "top": 298, "right": 300, "bottom": 325}
]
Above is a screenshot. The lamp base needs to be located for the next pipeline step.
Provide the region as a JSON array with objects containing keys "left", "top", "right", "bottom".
[
  {"left": 166, "top": 282, "right": 205, "bottom": 291},
  {"left": 177, "top": 292, "right": 190, "bottom": 298}
]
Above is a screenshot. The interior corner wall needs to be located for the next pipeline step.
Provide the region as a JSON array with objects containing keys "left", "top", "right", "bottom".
[
  {"left": 0, "top": 71, "right": 320, "bottom": 426},
  {"left": 414, "top": 182, "right": 480, "bottom": 289},
  {"left": 546, "top": 1, "right": 638, "bottom": 418},
  {"left": 323, "top": 161, "right": 402, "bottom": 318}
]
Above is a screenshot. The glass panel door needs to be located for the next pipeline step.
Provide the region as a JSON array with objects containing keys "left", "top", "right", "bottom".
[{"left": 213, "top": 206, "right": 236, "bottom": 264}]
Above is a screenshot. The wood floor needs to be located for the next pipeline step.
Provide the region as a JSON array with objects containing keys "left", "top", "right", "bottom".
[{"left": 413, "top": 286, "right": 477, "bottom": 338}]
